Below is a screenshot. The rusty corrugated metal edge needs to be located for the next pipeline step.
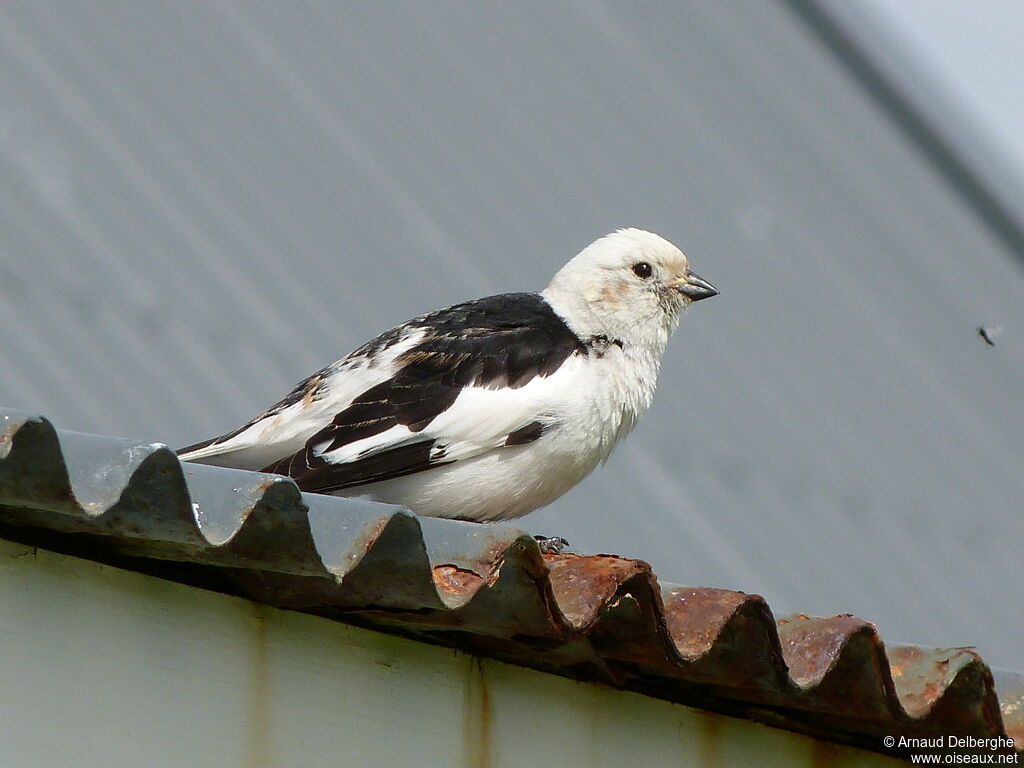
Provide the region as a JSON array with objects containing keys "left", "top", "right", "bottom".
[{"left": 0, "top": 408, "right": 1020, "bottom": 757}]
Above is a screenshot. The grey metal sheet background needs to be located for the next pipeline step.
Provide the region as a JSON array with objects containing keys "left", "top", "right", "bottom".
[{"left": 1, "top": 1, "right": 1021, "bottom": 668}]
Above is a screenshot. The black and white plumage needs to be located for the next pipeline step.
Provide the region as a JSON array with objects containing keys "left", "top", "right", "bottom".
[{"left": 178, "top": 229, "right": 718, "bottom": 521}]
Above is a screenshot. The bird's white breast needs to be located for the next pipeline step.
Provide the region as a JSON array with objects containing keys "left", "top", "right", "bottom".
[{"left": 332, "top": 344, "right": 660, "bottom": 520}]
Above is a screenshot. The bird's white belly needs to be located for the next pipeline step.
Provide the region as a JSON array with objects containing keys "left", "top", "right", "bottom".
[
  {"left": 333, "top": 439, "right": 595, "bottom": 521},
  {"left": 332, "top": 353, "right": 647, "bottom": 521}
]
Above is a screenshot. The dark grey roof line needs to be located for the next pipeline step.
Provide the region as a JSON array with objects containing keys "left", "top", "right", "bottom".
[
  {"left": 785, "top": 0, "right": 1024, "bottom": 262},
  {"left": 1, "top": 407, "right": 1021, "bottom": 757}
]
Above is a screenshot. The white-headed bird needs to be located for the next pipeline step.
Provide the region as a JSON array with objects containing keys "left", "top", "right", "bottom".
[{"left": 178, "top": 229, "right": 717, "bottom": 521}]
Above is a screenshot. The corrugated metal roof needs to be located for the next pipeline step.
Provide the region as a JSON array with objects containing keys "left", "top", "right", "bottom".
[
  {"left": 1, "top": 0, "right": 1022, "bottom": 674},
  {"left": 2, "top": 407, "right": 1020, "bottom": 759}
]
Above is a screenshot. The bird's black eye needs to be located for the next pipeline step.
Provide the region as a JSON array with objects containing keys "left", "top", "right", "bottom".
[{"left": 632, "top": 262, "right": 653, "bottom": 279}]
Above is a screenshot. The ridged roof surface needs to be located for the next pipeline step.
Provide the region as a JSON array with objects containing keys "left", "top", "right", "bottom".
[
  {"left": 2, "top": 407, "right": 1020, "bottom": 759},
  {"left": 1, "top": 0, "right": 1022, "bottom": 673}
]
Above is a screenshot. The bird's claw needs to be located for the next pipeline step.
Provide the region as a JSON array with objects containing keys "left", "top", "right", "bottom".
[{"left": 534, "top": 535, "right": 570, "bottom": 554}]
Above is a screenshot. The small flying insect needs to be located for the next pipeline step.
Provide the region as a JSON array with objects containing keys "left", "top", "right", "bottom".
[{"left": 978, "top": 325, "right": 1003, "bottom": 347}]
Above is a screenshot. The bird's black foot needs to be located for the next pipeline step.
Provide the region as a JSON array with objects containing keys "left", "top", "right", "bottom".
[{"left": 534, "top": 535, "right": 570, "bottom": 554}]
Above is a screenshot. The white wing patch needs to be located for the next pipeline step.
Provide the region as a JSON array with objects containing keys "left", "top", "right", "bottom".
[
  {"left": 314, "top": 353, "right": 593, "bottom": 470},
  {"left": 178, "top": 328, "right": 426, "bottom": 470}
]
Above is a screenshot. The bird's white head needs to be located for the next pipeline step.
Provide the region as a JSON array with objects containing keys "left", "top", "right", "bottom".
[{"left": 542, "top": 228, "right": 717, "bottom": 353}]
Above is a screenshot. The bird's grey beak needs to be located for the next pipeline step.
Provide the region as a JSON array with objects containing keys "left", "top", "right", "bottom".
[{"left": 675, "top": 270, "right": 719, "bottom": 301}]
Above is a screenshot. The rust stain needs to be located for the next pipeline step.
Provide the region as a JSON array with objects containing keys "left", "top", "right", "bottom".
[
  {"left": 247, "top": 603, "right": 270, "bottom": 768},
  {"left": 544, "top": 553, "right": 651, "bottom": 628},
  {"left": 479, "top": 536, "right": 521, "bottom": 585},
  {"left": 433, "top": 532, "right": 514, "bottom": 598},
  {"left": 463, "top": 656, "right": 491, "bottom": 768},
  {"left": 1013, "top": 732, "right": 1024, "bottom": 753},
  {"left": 346, "top": 516, "right": 391, "bottom": 563},
  {"left": 809, "top": 738, "right": 840, "bottom": 768},
  {"left": 776, "top": 614, "right": 873, "bottom": 688},
  {"left": 886, "top": 645, "right": 989, "bottom": 719},
  {"left": 434, "top": 564, "right": 485, "bottom": 596},
  {"left": 662, "top": 587, "right": 753, "bottom": 660},
  {"left": 694, "top": 711, "right": 723, "bottom": 768}
]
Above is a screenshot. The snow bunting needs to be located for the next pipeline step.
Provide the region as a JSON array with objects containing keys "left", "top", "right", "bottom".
[{"left": 178, "top": 229, "right": 717, "bottom": 521}]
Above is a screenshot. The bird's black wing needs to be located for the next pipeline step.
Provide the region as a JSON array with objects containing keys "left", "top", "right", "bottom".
[{"left": 262, "top": 292, "right": 586, "bottom": 494}]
